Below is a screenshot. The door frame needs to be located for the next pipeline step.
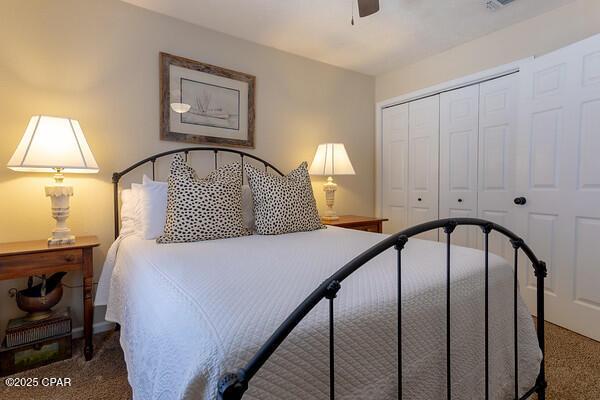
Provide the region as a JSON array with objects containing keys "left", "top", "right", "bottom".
[{"left": 375, "top": 58, "right": 531, "bottom": 218}]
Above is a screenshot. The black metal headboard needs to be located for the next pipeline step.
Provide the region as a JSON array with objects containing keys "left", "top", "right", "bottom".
[{"left": 111, "top": 147, "right": 284, "bottom": 239}]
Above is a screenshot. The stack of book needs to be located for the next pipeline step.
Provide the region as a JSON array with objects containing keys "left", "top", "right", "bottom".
[{"left": 0, "top": 308, "right": 72, "bottom": 376}]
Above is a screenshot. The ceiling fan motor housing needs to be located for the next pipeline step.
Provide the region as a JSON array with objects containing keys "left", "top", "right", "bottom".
[{"left": 357, "top": 0, "right": 380, "bottom": 18}]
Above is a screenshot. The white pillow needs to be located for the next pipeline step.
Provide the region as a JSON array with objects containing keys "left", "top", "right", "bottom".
[
  {"left": 242, "top": 185, "right": 255, "bottom": 232},
  {"left": 120, "top": 188, "right": 138, "bottom": 236},
  {"left": 139, "top": 175, "right": 168, "bottom": 240},
  {"left": 131, "top": 183, "right": 142, "bottom": 234}
]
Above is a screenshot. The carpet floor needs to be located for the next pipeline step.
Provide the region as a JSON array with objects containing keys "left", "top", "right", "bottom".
[{"left": 1, "top": 321, "right": 598, "bottom": 399}]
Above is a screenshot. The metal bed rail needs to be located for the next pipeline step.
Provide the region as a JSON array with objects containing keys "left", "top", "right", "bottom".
[{"left": 217, "top": 218, "right": 547, "bottom": 400}]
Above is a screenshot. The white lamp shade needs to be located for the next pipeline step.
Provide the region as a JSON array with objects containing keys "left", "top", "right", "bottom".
[
  {"left": 309, "top": 143, "right": 355, "bottom": 176},
  {"left": 7, "top": 116, "right": 99, "bottom": 173}
]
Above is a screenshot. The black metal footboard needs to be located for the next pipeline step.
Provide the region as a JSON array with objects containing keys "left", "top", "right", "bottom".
[{"left": 217, "top": 218, "right": 547, "bottom": 400}]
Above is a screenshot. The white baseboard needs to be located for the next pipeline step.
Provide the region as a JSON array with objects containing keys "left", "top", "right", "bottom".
[{"left": 71, "top": 320, "right": 116, "bottom": 339}]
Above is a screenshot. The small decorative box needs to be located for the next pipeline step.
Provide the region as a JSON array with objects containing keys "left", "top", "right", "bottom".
[{"left": 5, "top": 308, "right": 71, "bottom": 348}]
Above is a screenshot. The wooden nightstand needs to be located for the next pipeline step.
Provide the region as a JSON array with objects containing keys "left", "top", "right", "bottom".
[
  {"left": 0, "top": 236, "right": 99, "bottom": 361},
  {"left": 321, "top": 215, "right": 388, "bottom": 233}
]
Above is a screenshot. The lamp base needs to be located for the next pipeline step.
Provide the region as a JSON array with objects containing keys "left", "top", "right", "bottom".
[
  {"left": 321, "top": 211, "right": 339, "bottom": 221},
  {"left": 48, "top": 236, "right": 76, "bottom": 246},
  {"left": 322, "top": 177, "right": 339, "bottom": 221},
  {"left": 45, "top": 174, "right": 75, "bottom": 247},
  {"left": 321, "top": 216, "right": 339, "bottom": 221}
]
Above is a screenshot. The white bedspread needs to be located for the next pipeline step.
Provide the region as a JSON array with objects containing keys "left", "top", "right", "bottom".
[{"left": 100, "top": 226, "right": 541, "bottom": 400}]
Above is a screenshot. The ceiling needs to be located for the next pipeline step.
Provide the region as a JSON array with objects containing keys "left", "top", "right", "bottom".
[{"left": 121, "top": 0, "right": 576, "bottom": 75}]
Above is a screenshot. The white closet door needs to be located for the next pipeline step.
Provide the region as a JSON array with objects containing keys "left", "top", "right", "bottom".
[
  {"left": 381, "top": 104, "right": 409, "bottom": 234},
  {"left": 439, "top": 85, "right": 479, "bottom": 248},
  {"left": 516, "top": 34, "right": 600, "bottom": 340},
  {"left": 477, "top": 74, "right": 518, "bottom": 259},
  {"left": 408, "top": 95, "right": 440, "bottom": 241}
]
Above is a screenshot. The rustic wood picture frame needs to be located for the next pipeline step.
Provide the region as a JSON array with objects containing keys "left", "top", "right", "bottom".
[{"left": 159, "top": 52, "right": 255, "bottom": 148}]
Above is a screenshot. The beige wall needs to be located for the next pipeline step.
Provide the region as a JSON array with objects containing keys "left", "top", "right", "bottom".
[
  {"left": 376, "top": 0, "right": 600, "bottom": 101},
  {"left": 0, "top": 0, "right": 374, "bottom": 334}
]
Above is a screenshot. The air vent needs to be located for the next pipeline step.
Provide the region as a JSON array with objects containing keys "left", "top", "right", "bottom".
[{"left": 486, "top": 0, "right": 515, "bottom": 10}]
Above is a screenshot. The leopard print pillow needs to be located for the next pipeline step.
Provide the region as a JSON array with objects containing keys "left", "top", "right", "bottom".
[
  {"left": 245, "top": 161, "right": 324, "bottom": 235},
  {"left": 157, "top": 154, "right": 249, "bottom": 243}
]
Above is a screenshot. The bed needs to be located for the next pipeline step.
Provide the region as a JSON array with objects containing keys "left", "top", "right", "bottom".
[{"left": 97, "top": 147, "right": 547, "bottom": 400}]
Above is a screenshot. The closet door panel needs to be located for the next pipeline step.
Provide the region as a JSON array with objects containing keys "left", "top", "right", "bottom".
[
  {"left": 516, "top": 34, "right": 600, "bottom": 340},
  {"left": 479, "top": 209, "right": 511, "bottom": 258},
  {"left": 440, "top": 85, "right": 479, "bottom": 248},
  {"left": 478, "top": 74, "right": 518, "bottom": 259},
  {"left": 382, "top": 104, "right": 409, "bottom": 234},
  {"left": 517, "top": 51, "right": 573, "bottom": 330},
  {"left": 408, "top": 95, "right": 439, "bottom": 241}
]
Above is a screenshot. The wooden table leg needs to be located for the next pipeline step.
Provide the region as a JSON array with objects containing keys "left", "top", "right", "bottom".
[{"left": 83, "top": 247, "right": 94, "bottom": 361}]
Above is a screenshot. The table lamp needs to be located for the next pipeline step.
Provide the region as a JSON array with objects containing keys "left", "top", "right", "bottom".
[
  {"left": 7, "top": 115, "right": 99, "bottom": 245},
  {"left": 309, "top": 143, "right": 355, "bottom": 220}
]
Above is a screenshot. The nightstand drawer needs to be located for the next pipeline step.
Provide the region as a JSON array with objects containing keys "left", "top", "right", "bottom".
[
  {"left": 0, "top": 249, "right": 82, "bottom": 272},
  {"left": 352, "top": 224, "right": 380, "bottom": 233}
]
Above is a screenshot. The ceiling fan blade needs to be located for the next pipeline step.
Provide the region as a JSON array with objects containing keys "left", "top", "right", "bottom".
[{"left": 357, "top": 0, "right": 380, "bottom": 17}]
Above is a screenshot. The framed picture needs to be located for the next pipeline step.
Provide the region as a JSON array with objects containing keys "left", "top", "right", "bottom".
[{"left": 160, "top": 52, "right": 255, "bottom": 148}]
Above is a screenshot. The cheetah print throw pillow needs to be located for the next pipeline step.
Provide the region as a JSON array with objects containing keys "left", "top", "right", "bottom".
[
  {"left": 245, "top": 161, "right": 324, "bottom": 235},
  {"left": 157, "top": 154, "right": 249, "bottom": 243}
]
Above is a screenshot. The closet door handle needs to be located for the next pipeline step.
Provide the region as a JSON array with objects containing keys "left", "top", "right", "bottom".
[
  {"left": 417, "top": 197, "right": 422, "bottom": 202},
  {"left": 457, "top": 198, "right": 463, "bottom": 203},
  {"left": 513, "top": 196, "right": 527, "bottom": 205}
]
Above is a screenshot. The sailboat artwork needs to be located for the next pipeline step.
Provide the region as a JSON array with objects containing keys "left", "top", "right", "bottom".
[
  {"left": 161, "top": 52, "right": 255, "bottom": 148},
  {"left": 180, "top": 79, "right": 240, "bottom": 130}
]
